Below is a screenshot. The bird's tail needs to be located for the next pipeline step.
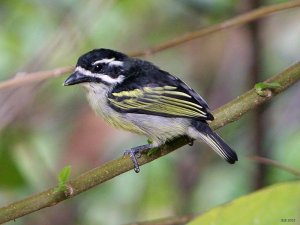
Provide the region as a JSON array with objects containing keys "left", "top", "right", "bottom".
[{"left": 188, "top": 121, "right": 238, "bottom": 164}]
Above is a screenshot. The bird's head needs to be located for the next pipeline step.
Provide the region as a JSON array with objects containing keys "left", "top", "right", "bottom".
[{"left": 64, "top": 49, "right": 129, "bottom": 87}]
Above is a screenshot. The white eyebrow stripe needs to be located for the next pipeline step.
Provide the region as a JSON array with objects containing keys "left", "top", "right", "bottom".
[
  {"left": 92, "top": 58, "right": 124, "bottom": 67},
  {"left": 92, "top": 58, "right": 115, "bottom": 65},
  {"left": 75, "top": 66, "right": 125, "bottom": 84},
  {"left": 109, "top": 60, "right": 124, "bottom": 66}
]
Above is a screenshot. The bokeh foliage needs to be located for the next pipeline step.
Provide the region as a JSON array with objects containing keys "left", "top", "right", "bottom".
[{"left": 0, "top": 0, "right": 300, "bottom": 224}]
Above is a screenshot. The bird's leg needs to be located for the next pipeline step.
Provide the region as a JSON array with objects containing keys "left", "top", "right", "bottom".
[{"left": 123, "top": 144, "right": 153, "bottom": 173}]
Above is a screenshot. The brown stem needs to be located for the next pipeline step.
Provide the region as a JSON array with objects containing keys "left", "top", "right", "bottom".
[
  {"left": 0, "top": 66, "right": 73, "bottom": 90},
  {"left": 246, "top": 0, "right": 266, "bottom": 189},
  {"left": 130, "top": 1, "right": 300, "bottom": 57},
  {"left": 0, "top": 61, "right": 299, "bottom": 223},
  {"left": 248, "top": 156, "right": 300, "bottom": 177}
]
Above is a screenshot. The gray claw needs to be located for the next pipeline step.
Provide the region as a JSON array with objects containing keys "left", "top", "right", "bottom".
[
  {"left": 124, "top": 149, "right": 141, "bottom": 173},
  {"left": 123, "top": 144, "right": 152, "bottom": 173},
  {"left": 136, "top": 151, "right": 142, "bottom": 158}
]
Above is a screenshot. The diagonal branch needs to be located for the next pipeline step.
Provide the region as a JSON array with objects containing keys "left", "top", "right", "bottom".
[
  {"left": 0, "top": 66, "right": 73, "bottom": 90},
  {"left": 129, "top": 0, "right": 300, "bottom": 56},
  {"left": 249, "top": 156, "right": 300, "bottom": 177},
  {"left": 0, "top": 1, "right": 299, "bottom": 91},
  {"left": 0, "top": 61, "right": 299, "bottom": 223}
]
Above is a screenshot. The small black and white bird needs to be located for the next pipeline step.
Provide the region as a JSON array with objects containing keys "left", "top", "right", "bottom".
[{"left": 64, "top": 49, "right": 238, "bottom": 172}]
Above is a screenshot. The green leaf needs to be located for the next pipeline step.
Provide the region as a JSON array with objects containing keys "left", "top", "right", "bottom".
[
  {"left": 255, "top": 82, "right": 281, "bottom": 96},
  {"left": 255, "top": 82, "right": 281, "bottom": 90},
  {"left": 147, "top": 139, "right": 153, "bottom": 144},
  {"left": 54, "top": 165, "right": 72, "bottom": 193},
  {"left": 147, "top": 147, "right": 159, "bottom": 156},
  {"left": 146, "top": 139, "right": 159, "bottom": 156},
  {"left": 188, "top": 181, "right": 300, "bottom": 225},
  {"left": 0, "top": 129, "right": 28, "bottom": 188}
]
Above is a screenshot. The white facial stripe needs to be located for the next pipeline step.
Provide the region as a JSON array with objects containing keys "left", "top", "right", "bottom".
[
  {"left": 99, "top": 74, "right": 125, "bottom": 84},
  {"left": 75, "top": 66, "right": 125, "bottom": 84},
  {"left": 92, "top": 58, "right": 124, "bottom": 67},
  {"left": 75, "top": 66, "right": 94, "bottom": 76}
]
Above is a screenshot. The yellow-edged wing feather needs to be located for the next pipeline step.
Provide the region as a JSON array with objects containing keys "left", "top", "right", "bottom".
[{"left": 108, "top": 85, "right": 211, "bottom": 119}]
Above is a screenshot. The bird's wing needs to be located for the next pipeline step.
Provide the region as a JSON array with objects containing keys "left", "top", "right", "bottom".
[{"left": 107, "top": 69, "right": 214, "bottom": 120}]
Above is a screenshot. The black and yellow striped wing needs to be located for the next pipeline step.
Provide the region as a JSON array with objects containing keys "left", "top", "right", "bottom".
[{"left": 107, "top": 69, "right": 214, "bottom": 121}]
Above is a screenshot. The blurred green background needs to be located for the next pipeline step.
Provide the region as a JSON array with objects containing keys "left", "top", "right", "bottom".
[{"left": 0, "top": 0, "right": 300, "bottom": 224}]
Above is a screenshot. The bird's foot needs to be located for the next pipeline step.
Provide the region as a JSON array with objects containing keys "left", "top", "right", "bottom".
[
  {"left": 124, "top": 149, "right": 141, "bottom": 173},
  {"left": 123, "top": 144, "right": 152, "bottom": 173}
]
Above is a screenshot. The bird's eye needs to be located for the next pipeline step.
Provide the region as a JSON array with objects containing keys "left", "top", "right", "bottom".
[{"left": 93, "top": 64, "right": 102, "bottom": 72}]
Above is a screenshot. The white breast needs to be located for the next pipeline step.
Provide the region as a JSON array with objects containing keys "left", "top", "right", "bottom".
[
  {"left": 83, "top": 83, "right": 113, "bottom": 119},
  {"left": 82, "top": 83, "right": 145, "bottom": 134}
]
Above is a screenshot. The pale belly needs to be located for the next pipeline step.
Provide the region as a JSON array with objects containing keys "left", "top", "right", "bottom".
[{"left": 125, "top": 113, "right": 191, "bottom": 145}]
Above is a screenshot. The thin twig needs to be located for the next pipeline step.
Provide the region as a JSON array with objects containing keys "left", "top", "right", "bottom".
[
  {"left": 1, "top": 1, "right": 300, "bottom": 91},
  {"left": 0, "top": 66, "right": 73, "bottom": 91},
  {"left": 249, "top": 156, "right": 300, "bottom": 177},
  {"left": 0, "top": 61, "right": 299, "bottom": 223},
  {"left": 130, "top": 0, "right": 300, "bottom": 57}
]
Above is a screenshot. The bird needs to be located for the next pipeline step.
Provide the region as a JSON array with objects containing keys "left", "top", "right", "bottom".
[{"left": 64, "top": 48, "right": 238, "bottom": 172}]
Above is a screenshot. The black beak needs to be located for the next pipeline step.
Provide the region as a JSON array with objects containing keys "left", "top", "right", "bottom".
[{"left": 64, "top": 71, "right": 90, "bottom": 86}]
